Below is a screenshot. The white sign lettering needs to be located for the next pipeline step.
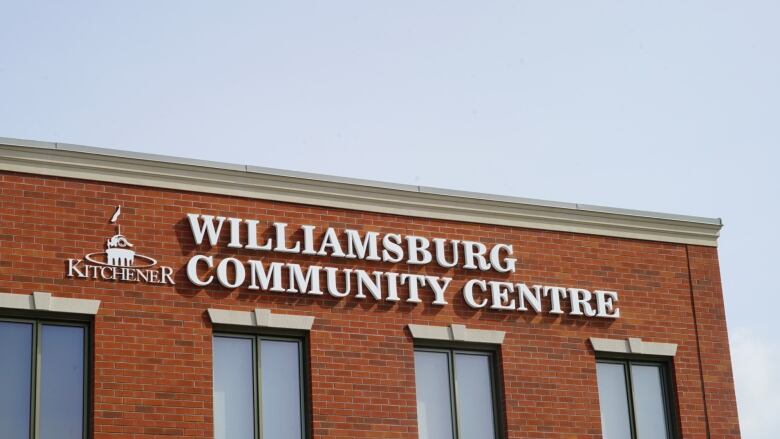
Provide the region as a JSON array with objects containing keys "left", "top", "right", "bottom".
[
  {"left": 64, "top": 208, "right": 619, "bottom": 318},
  {"left": 66, "top": 206, "right": 175, "bottom": 285},
  {"left": 184, "top": 213, "right": 620, "bottom": 318}
]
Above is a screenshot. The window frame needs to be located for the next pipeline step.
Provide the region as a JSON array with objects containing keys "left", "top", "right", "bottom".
[
  {"left": 595, "top": 356, "right": 680, "bottom": 439},
  {"left": 0, "top": 315, "right": 91, "bottom": 439},
  {"left": 413, "top": 344, "right": 504, "bottom": 439},
  {"left": 213, "top": 331, "right": 309, "bottom": 439}
]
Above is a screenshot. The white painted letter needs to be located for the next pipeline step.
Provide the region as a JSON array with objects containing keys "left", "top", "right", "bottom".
[
  {"left": 384, "top": 272, "right": 400, "bottom": 302},
  {"left": 517, "top": 284, "right": 543, "bottom": 312},
  {"left": 400, "top": 274, "right": 426, "bottom": 303},
  {"left": 568, "top": 288, "right": 597, "bottom": 317},
  {"left": 216, "top": 257, "right": 245, "bottom": 289},
  {"left": 300, "top": 225, "right": 317, "bottom": 255},
  {"left": 595, "top": 290, "right": 620, "bottom": 318},
  {"left": 543, "top": 286, "right": 568, "bottom": 315},
  {"left": 462, "top": 241, "right": 491, "bottom": 271},
  {"left": 405, "top": 236, "right": 432, "bottom": 265},
  {"left": 273, "top": 223, "right": 301, "bottom": 253},
  {"left": 433, "top": 238, "right": 459, "bottom": 268},
  {"left": 381, "top": 233, "right": 404, "bottom": 263},
  {"left": 345, "top": 230, "right": 381, "bottom": 261},
  {"left": 248, "top": 260, "right": 284, "bottom": 292},
  {"left": 325, "top": 267, "right": 352, "bottom": 298},
  {"left": 245, "top": 220, "right": 272, "bottom": 251},
  {"left": 354, "top": 270, "right": 383, "bottom": 300},
  {"left": 490, "top": 244, "right": 516, "bottom": 273},
  {"left": 463, "top": 279, "right": 488, "bottom": 309},
  {"left": 425, "top": 276, "right": 451, "bottom": 306},
  {"left": 187, "top": 214, "right": 225, "bottom": 246},
  {"left": 489, "top": 281, "right": 516, "bottom": 310},
  {"left": 227, "top": 217, "right": 243, "bottom": 249},
  {"left": 187, "top": 255, "right": 213, "bottom": 286},
  {"left": 318, "top": 228, "right": 346, "bottom": 257},
  {"left": 287, "top": 264, "right": 323, "bottom": 295}
]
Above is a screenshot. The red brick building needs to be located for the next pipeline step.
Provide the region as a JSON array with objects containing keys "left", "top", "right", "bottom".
[{"left": 0, "top": 137, "right": 740, "bottom": 439}]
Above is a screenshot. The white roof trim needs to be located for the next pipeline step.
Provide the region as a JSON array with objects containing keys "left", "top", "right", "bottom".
[
  {"left": 408, "top": 323, "right": 505, "bottom": 345},
  {"left": 207, "top": 308, "right": 314, "bottom": 331},
  {"left": 590, "top": 337, "right": 677, "bottom": 357},
  {"left": 0, "top": 292, "right": 100, "bottom": 315},
  {"left": 0, "top": 137, "right": 722, "bottom": 246}
]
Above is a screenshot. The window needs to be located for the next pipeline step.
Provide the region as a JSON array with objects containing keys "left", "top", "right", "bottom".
[
  {"left": 213, "top": 334, "right": 306, "bottom": 439},
  {"left": 596, "top": 359, "right": 676, "bottom": 439},
  {"left": 0, "top": 318, "right": 89, "bottom": 439},
  {"left": 413, "top": 348, "right": 501, "bottom": 439}
]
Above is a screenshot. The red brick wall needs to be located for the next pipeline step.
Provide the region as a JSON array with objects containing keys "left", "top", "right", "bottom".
[
  {"left": 687, "top": 246, "right": 741, "bottom": 438},
  {"left": 0, "top": 171, "right": 740, "bottom": 438}
]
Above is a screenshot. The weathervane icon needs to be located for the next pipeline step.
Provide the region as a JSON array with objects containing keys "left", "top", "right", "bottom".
[
  {"left": 104, "top": 205, "right": 136, "bottom": 267},
  {"left": 110, "top": 205, "right": 122, "bottom": 230}
]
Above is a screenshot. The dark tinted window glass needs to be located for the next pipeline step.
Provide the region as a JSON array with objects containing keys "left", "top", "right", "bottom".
[
  {"left": 414, "top": 350, "right": 455, "bottom": 439},
  {"left": 213, "top": 335, "right": 306, "bottom": 439},
  {"left": 38, "top": 324, "right": 85, "bottom": 439},
  {"left": 631, "top": 364, "right": 670, "bottom": 439},
  {"left": 261, "top": 339, "right": 303, "bottom": 439},
  {"left": 596, "top": 360, "right": 675, "bottom": 439},
  {"left": 454, "top": 353, "right": 496, "bottom": 438},
  {"left": 0, "top": 321, "right": 33, "bottom": 439},
  {"left": 414, "top": 349, "right": 501, "bottom": 439},
  {"left": 596, "top": 362, "right": 632, "bottom": 439},
  {"left": 213, "top": 336, "right": 255, "bottom": 439}
]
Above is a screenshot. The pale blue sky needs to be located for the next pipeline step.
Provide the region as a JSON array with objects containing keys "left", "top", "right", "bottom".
[{"left": 1, "top": 1, "right": 778, "bottom": 436}]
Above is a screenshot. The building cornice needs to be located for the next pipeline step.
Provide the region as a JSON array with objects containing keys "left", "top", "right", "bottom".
[{"left": 0, "top": 137, "right": 721, "bottom": 246}]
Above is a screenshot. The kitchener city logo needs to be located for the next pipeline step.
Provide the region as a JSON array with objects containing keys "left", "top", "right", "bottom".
[{"left": 67, "top": 206, "right": 175, "bottom": 285}]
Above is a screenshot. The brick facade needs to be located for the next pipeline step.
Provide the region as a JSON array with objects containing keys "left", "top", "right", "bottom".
[{"left": 0, "top": 171, "right": 740, "bottom": 438}]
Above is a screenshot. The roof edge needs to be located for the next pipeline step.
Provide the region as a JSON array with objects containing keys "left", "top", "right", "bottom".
[{"left": 0, "top": 136, "right": 722, "bottom": 246}]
